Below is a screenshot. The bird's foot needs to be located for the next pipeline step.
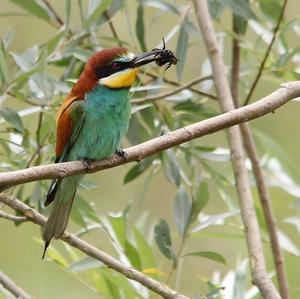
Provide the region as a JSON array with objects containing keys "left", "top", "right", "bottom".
[
  {"left": 81, "top": 157, "right": 96, "bottom": 170},
  {"left": 116, "top": 149, "right": 128, "bottom": 160}
]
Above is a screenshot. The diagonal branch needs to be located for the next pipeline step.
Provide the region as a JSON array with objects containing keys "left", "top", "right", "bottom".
[
  {"left": 0, "top": 81, "right": 300, "bottom": 190},
  {"left": 192, "top": 0, "right": 281, "bottom": 298},
  {"left": 0, "top": 270, "right": 31, "bottom": 299},
  {"left": 0, "top": 193, "right": 189, "bottom": 299},
  {"left": 231, "top": 13, "right": 289, "bottom": 299},
  {"left": 243, "top": 0, "right": 289, "bottom": 106}
]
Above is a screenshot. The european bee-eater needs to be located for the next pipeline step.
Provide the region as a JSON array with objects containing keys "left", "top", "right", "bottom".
[{"left": 42, "top": 46, "right": 177, "bottom": 258}]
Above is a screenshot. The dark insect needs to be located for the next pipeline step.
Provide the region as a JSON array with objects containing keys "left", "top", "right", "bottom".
[{"left": 152, "top": 38, "right": 179, "bottom": 70}]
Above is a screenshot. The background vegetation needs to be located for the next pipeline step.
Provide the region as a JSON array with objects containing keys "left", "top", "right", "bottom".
[{"left": 1, "top": 0, "right": 300, "bottom": 298}]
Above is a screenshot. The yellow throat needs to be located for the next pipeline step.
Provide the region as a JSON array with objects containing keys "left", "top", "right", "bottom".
[{"left": 100, "top": 68, "right": 138, "bottom": 89}]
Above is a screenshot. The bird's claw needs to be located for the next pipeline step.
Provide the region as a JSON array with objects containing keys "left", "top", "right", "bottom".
[
  {"left": 116, "top": 149, "right": 128, "bottom": 160},
  {"left": 81, "top": 158, "right": 96, "bottom": 170}
]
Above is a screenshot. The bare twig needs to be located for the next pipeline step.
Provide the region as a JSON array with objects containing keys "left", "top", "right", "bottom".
[
  {"left": 0, "top": 270, "right": 31, "bottom": 299},
  {"left": 132, "top": 75, "right": 215, "bottom": 104},
  {"left": 104, "top": 11, "right": 122, "bottom": 46},
  {"left": 0, "top": 210, "right": 27, "bottom": 223},
  {"left": 41, "top": 0, "right": 64, "bottom": 27},
  {"left": 243, "top": 0, "right": 289, "bottom": 106},
  {"left": 192, "top": 1, "right": 281, "bottom": 298},
  {"left": 142, "top": 71, "right": 216, "bottom": 99},
  {"left": 240, "top": 123, "right": 289, "bottom": 299},
  {"left": 230, "top": 19, "right": 241, "bottom": 108},
  {"left": 0, "top": 194, "right": 189, "bottom": 299},
  {"left": 0, "top": 81, "right": 299, "bottom": 190},
  {"left": 231, "top": 14, "right": 289, "bottom": 299}
]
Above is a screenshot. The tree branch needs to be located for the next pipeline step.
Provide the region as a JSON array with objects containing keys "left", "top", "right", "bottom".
[
  {"left": 192, "top": 0, "right": 281, "bottom": 298},
  {"left": 0, "top": 270, "right": 31, "bottom": 299},
  {"left": 243, "top": 0, "right": 289, "bottom": 106},
  {"left": 141, "top": 71, "right": 216, "bottom": 99},
  {"left": 0, "top": 193, "right": 189, "bottom": 299},
  {"left": 0, "top": 81, "right": 299, "bottom": 190},
  {"left": 132, "top": 75, "right": 214, "bottom": 105},
  {"left": 231, "top": 13, "right": 289, "bottom": 299},
  {"left": 0, "top": 210, "right": 27, "bottom": 223},
  {"left": 41, "top": 0, "right": 64, "bottom": 27}
]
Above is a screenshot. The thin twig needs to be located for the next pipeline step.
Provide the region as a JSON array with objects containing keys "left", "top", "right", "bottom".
[
  {"left": 0, "top": 270, "right": 31, "bottom": 299},
  {"left": 0, "top": 80, "right": 299, "bottom": 190},
  {"left": 0, "top": 194, "right": 189, "bottom": 299},
  {"left": 240, "top": 123, "right": 289, "bottom": 299},
  {"left": 41, "top": 0, "right": 64, "bottom": 27},
  {"left": 104, "top": 11, "right": 122, "bottom": 46},
  {"left": 192, "top": 1, "right": 281, "bottom": 298},
  {"left": 231, "top": 13, "right": 289, "bottom": 299},
  {"left": 141, "top": 71, "right": 215, "bottom": 99},
  {"left": 0, "top": 210, "right": 27, "bottom": 223},
  {"left": 243, "top": 0, "right": 289, "bottom": 106},
  {"left": 230, "top": 19, "right": 241, "bottom": 108},
  {"left": 132, "top": 76, "right": 215, "bottom": 104}
]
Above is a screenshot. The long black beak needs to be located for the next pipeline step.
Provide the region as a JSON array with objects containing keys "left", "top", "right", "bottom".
[{"left": 130, "top": 49, "right": 162, "bottom": 68}]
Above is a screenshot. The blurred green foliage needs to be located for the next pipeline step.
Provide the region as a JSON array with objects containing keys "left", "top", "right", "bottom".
[{"left": 1, "top": 0, "right": 300, "bottom": 298}]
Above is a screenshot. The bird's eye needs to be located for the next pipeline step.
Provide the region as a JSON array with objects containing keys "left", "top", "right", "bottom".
[{"left": 112, "top": 62, "right": 121, "bottom": 69}]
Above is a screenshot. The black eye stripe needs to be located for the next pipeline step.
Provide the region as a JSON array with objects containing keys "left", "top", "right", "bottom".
[{"left": 95, "top": 61, "right": 131, "bottom": 79}]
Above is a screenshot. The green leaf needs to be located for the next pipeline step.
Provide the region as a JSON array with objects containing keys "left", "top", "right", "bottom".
[
  {"left": 0, "top": 40, "right": 8, "bottom": 84},
  {"left": 69, "top": 256, "right": 103, "bottom": 272},
  {"left": 223, "top": 0, "right": 256, "bottom": 19},
  {"left": 134, "top": 228, "right": 156, "bottom": 269},
  {"left": 184, "top": 251, "right": 227, "bottom": 265},
  {"left": 258, "top": 0, "right": 281, "bottom": 21},
  {"left": 65, "top": 0, "right": 71, "bottom": 29},
  {"left": 84, "top": 0, "right": 113, "bottom": 27},
  {"left": 46, "top": 245, "right": 69, "bottom": 267},
  {"left": 190, "top": 181, "right": 209, "bottom": 222},
  {"left": 205, "top": 287, "right": 226, "bottom": 298},
  {"left": 162, "top": 149, "right": 181, "bottom": 186},
  {"left": 123, "top": 157, "right": 153, "bottom": 184},
  {"left": 141, "top": 0, "right": 179, "bottom": 15},
  {"left": 125, "top": 240, "right": 142, "bottom": 270},
  {"left": 173, "top": 186, "right": 192, "bottom": 236},
  {"left": 136, "top": 4, "right": 147, "bottom": 52},
  {"left": 208, "top": 0, "right": 226, "bottom": 19},
  {"left": 46, "top": 30, "right": 65, "bottom": 55},
  {"left": 176, "top": 21, "right": 189, "bottom": 81},
  {"left": 109, "top": 215, "right": 126, "bottom": 247},
  {"left": 233, "top": 0, "right": 249, "bottom": 35},
  {"left": 191, "top": 210, "right": 240, "bottom": 233},
  {"left": 0, "top": 107, "right": 24, "bottom": 133},
  {"left": 8, "top": 0, "right": 52, "bottom": 23},
  {"left": 71, "top": 195, "right": 99, "bottom": 227},
  {"left": 154, "top": 219, "right": 176, "bottom": 262}
]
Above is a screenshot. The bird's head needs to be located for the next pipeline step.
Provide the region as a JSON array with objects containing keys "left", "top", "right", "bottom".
[{"left": 71, "top": 47, "right": 166, "bottom": 98}]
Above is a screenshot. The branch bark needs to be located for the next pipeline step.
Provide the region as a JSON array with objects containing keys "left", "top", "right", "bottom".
[
  {"left": 192, "top": 0, "right": 281, "bottom": 298},
  {"left": 230, "top": 13, "right": 289, "bottom": 299},
  {"left": 0, "top": 194, "right": 189, "bottom": 299},
  {"left": 0, "top": 81, "right": 300, "bottom": 190},
  {"left": 0, "top": 270, "right": 31, "bottom": 299},
  {"left": 0, "top": 210, "right": 27, "bottom": 222}
]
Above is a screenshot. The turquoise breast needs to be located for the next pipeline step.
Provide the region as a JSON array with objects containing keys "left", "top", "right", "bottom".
[{"left": 68, "top": 85, "right": 131, "bottom": 161}]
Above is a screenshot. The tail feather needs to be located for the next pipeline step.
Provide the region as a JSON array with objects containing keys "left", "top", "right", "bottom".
[
  {"left": 42, "top": 194, "right": 75, "bottom": 259},
  {"left": 42, "top": 175, "right": 82, "bottom": 258},
  {"left": 44, "top": 179, "right": 59, "bottom": 207}
]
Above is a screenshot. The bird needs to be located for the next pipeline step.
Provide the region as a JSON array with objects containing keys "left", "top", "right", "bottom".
[{"left": 42, "top": 46, "right": 177, "bottom": 258}]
